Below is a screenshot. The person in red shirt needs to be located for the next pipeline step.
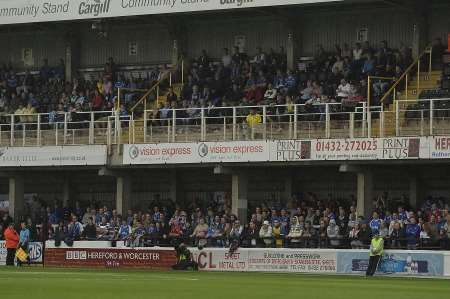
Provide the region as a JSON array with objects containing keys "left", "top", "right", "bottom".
[
  {"left": 4, "top": 223, "right": 19, "bottom": 266},
  {"left": 91, "top": 89, "right": 104, "bottom": 111}
]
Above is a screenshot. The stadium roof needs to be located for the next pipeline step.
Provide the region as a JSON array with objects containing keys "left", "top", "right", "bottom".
[{"left": 0, "top": 0, "right": 343, "bottom": 25}]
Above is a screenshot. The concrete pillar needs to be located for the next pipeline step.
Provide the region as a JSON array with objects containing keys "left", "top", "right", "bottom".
[
  {"left": 171, "top": 39, "right": 179, "bottom": 67},
  {"left": 9, "top": 176, "right": 24, "bottom": 222},
  {"left": 409, "top": 176, "right": 419, "bottom": 209},
  {"left": 116, "top": 176, "right": 132, "bottom": 217},
  {"left": 169, "top": 169, "right": 182, "bottom": 205},
  {"left": 62, "top": 177, "right": 70, "bottom": 208},
  {"left": 232, "top": 172, "right": 248, "bottom": 224},
  {"left": 411, "top": 0, "right": 430, "bottom": 59},
  {"left": 356, "top": 172, "right": 373, "bottom": 219},
  {"left": 65, "top": 44, "right": 72, "bottom": 83},
  {"left": 284, "top": 175, "right": 293, "bottom": 205},
  {"left": 286, "top": 31, "right": 298, "bottom": 71}
]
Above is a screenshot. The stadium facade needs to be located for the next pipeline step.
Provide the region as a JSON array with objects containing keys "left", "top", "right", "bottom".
[{"left": 0, "top": 0, "right": 449, "bottom": 224}]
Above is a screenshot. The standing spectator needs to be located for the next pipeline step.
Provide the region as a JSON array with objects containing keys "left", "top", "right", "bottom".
[
  {"left": 405, "top": 217, "right": 421, "bottom": 250},
  {"left": 67, "top": 215, "right": 83, "bottom": 241},
  {"left": 4, "top": 223, "right": 19, "bottom": 266},
  {"left": 259, "top": 220, "right": 273, "bottom": 247},
  {"left": 17, "top": 221, "right": 31, "bottom": 266},
  {"left": 327, "top": 219, "right": 341, "bottom": 248},
  {"left": 83, "top": 217, "right": 97, "bottom": 240},
  {"left": 369, "top": 211, "right": 382, "bottom": 232}
]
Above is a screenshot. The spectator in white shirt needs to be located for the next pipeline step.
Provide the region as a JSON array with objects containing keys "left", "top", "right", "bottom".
[
  {"left": 336, "top": 79, "right": 352, "bottom": 102},
  {"left": 353, "top": 43, "right": 363, "bottom": 61},
  {"left": 259, "top": 220, "right": 273, "bottom": 247},
  {"left": 221, "top": 48, "right": 232, "bottom": 68}
]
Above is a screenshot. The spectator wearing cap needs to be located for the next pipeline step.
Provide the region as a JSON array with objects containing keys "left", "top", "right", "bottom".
[
  {"left": 327, "top": 219, "right": 341, "bottom": 247},
  {"left": 259, "top": 220, "right": 273, "bottom": 247}
]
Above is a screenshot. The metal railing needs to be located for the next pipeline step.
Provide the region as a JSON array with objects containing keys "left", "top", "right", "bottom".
[
  {"left": 0, "top": 110, "right": 116, "bottom": 147},
  {"left": 2, "top": 99, "right": 450, "bottom": 147},
  {"left": 379, "top": 46, "right": 433, "bottom": 104}
]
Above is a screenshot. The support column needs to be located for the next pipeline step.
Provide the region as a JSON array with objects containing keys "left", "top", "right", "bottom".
[
  {"left": 284, "top": 175, "right": 293, "bottom": 205},
  {"left": 169, "top": 170, "right": 183, "bottom": 206},
  {"left": 411, "top": 0, "right": 430, "bottom": 59},
  {"left": 356, "top": 172, "right": 373, "bottom": 219},
  {"left": 409, "top": 176, "right": 420, "bottom": 209},
  {"left": 65, "top": 44, "right": 72, "bottom": 83},
  {"left": 232, "top": 172, "right": 248, "bottom": 224},
  {"left": 116, "top": 176, "right": 132, "bottom": 217},
  {"left": 9, "top": 176, "right": 24, "bottom": 222},
  {"left": 286, "top": 31, "right": 298, "bottom": 71},
  {"left": 62, "top": 177, "right": 70, "bottom": 208}
]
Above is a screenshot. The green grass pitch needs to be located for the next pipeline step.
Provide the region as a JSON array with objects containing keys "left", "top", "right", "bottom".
[{"left": 0, "top": 268, "right": 449, "bottom": 299}]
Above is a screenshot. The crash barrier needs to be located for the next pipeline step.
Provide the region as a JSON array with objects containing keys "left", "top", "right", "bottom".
[
  {"left": 12, "top": 241, "right": 443, "bottom": 276},
  {"left": 0, "top": 241, "right": 43, "bottom": 265}
]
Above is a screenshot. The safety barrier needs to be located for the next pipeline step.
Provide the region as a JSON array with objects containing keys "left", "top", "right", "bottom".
[
  {"left": 8, "top": 241, "right": 444, "bottom": 277},
  {"left": 2, "top": 100, "right": 450, "bottom": 147}
]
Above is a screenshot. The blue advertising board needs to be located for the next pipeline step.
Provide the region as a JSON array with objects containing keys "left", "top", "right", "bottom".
[{"left": 337, "top": 250, "right": 444, "bottom": 276}]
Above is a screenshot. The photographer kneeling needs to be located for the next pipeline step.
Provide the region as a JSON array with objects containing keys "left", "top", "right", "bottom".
[{"left": 172, "top": 242, "right": 198, "bottom": 271}]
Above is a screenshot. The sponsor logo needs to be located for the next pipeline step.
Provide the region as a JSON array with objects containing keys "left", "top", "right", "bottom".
[
  {"left": 28, "top": 243, "right": 42, "bottom": 261},
  {"left": 220, "top": 0, "right": 254, "bottom": 7},
  {"left": 382, "top": 138, "right": 420, "bottom": 159},
  {"left": 129, "top": 145, "right": 139, "bottom": 160},
  {"left": 66, "top": 250, "right": 87, "bottom": 260},
  {"left": 79, "top": 0, "right": 111, "bottom": 17},
  {"left": 198, "top": 143, "right": 208, "bottom": 158}
]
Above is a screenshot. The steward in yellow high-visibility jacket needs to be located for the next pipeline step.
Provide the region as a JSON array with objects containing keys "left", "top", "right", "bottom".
[{"left": 366, "top": 229, "right": 384, "bottom": 276}]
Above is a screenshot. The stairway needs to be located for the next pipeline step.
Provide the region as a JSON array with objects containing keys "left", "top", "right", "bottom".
[{"left": 370, "top": 70, "right": 442, "bottom": 137}]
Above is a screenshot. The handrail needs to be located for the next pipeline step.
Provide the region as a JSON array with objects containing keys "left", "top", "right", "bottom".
[
  {"left": 367, "top": 76, "right": 395, "bottom": 106},
  {"left": 379, "top": 46, "right": 432, "bottom": 104},
  {"left": 128, "top": 58, "right": 184, "bottom": 113},
  {"left": 128, "top": 70, "right": 171, "bottom": 112}
]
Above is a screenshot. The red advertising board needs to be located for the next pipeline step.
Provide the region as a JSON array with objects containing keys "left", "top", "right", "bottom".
[{"left": 45, "top": 248, "right": 177, "bottom": 269}]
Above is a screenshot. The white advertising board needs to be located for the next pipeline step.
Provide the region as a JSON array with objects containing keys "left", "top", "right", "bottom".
[
  {"left": 0, "top": 145, "right": 107, "bottom": 167},
  {"left": 311, "top": 137, "right": 427, "bottom": 161},
  {"left": 123, "top": 141, "right": 269, "bottom": 164},
  {"left": 191, "top": 248, "right": 337, "bottom": 273},
  {"left": 0, "top": 0, "right": 342, "bottom": 25}
]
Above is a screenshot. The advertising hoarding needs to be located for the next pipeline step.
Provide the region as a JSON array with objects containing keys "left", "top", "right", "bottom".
[
  {"left": 0, "top": 0, "right": 342, "bottom": 25},
  {"left": 0, "top": 145, "right": 107, "bottom": 167}
]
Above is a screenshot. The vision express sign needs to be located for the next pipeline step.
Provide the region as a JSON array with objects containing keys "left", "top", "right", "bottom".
[
  {"left": 123, "top": 137, "right": 432, "bottom": 165},
  {"left": 0, "top": 0, "right": 341, "bottom": 25}
]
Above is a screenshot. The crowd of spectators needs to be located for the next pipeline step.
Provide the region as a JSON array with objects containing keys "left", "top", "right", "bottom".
[
  {"left": 1, "top": 193, "right": 449, "bottom": 250},
  {"left": 155, "top": 40, "right": 413, "bottom": 126},
  {"left": 0, "top": 39, "right": 419, "bottom": 128},
  {"left": 0, "top": 57, "right": 163, "bottom": 125}
]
